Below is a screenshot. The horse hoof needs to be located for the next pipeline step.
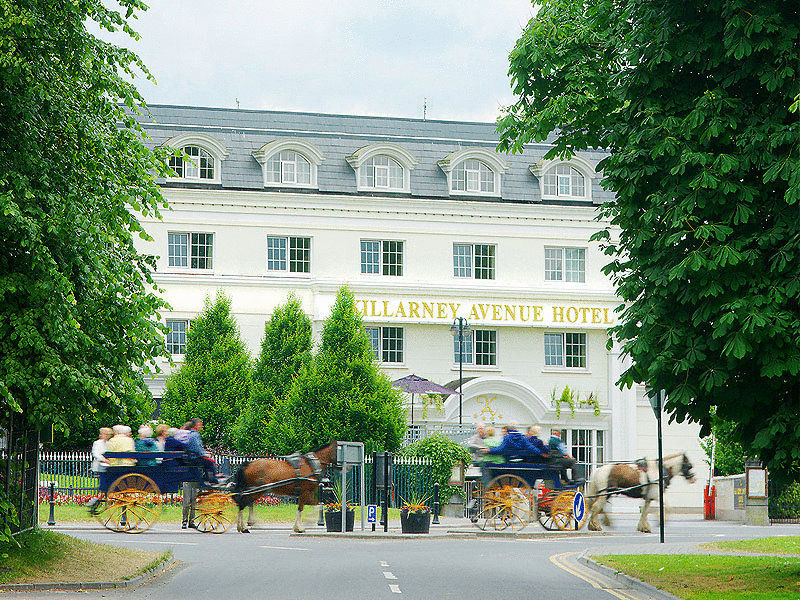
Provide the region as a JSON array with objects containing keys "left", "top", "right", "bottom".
[{"left": 242, "top": 529, "right": 251, "bottom": 534}]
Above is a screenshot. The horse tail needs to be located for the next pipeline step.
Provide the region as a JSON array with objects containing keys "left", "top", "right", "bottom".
[{"left": 232, "top": 461, "right": 252, "bottom": 510}]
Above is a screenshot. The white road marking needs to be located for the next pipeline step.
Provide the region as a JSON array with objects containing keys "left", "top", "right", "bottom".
[
  {"left": 120, "top": 540, "right": 198, "bottom": 546},
  {"left": 389, "top": 584, "right": 402, "bottom": 594},
  {"left": 383, "top": 572, "right": 397, "bottom": 580},
  {"left": 259, "top": 545, "right": 310, "bottom": 551},
  {"left": 380, "top": 560, "right": 389, "bottom": 567}
]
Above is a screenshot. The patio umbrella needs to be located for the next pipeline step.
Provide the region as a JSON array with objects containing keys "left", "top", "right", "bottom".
[{"left": 392, "top": 374, "right": 458, "bottom": 424}]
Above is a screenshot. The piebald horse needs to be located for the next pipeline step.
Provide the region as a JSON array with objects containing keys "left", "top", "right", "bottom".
[
  {"left": 584, "top": 452, "right": 696, "bottom": 533},
  {"left": 232, "top": 441, "right": 337, "bottom": 533}
]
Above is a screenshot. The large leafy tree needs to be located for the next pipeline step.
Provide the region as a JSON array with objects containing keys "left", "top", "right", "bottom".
[
  {"left": 499, "top": 1, "right": 800, "bottom": 475},
  {"left": 161, "top": 292, "right": 252, "bottom": 447},
  {"left": 0, "top": 1, "right": 171, "bottom": 438},
  {"left": 232, "top": 294, "right": 312, "bottom": 453},
  {"left": 265, "top": 287, "right": 406, "bottom": 454}
]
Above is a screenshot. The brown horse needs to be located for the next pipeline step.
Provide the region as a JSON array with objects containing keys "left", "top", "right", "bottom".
[{"left": 232, "top": 441, "right": 337, "bottom": 533}]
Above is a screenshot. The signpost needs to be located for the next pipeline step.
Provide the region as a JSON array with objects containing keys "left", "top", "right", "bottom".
[
  {"left": 336, "top": 442, "right": 366, "bottom": 532},
  {"left": 649, "top": 389, "right": 666, "bottom": 544}
]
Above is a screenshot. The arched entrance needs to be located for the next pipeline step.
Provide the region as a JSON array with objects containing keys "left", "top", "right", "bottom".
[{"left": 442, "top": 376, "right": 550, "bottom": 426}]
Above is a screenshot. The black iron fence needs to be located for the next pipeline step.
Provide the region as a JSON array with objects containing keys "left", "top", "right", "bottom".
[
  {"left": 768, "top": 479, "right": 800, "bottom": 523},
  {"left": 1, "top": 413, "right": 40, "bottom": 538},
  {"left": 38, "top": 450, "right": 435, "bottom": 509}
]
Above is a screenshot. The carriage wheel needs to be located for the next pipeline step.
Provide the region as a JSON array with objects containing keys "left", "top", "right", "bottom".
[
  {"left": 473, "top": 474, "right": 533, "bottom": 532},
  {"left": 194, "top": 491, "right": 236, "bottom": 533},
  {"left": 537, "top": 490, "right": 559, "bottom": 531},
  {"left": 96, "top": 473, "right": 163, "bottom": 533},
  {"left": 551, "top": 490, "right": 586, "bottom": 531}
]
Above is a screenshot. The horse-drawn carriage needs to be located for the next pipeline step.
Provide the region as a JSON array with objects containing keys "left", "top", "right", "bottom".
[
  {"left": 469, "top": 461, "right": 587, "bottom": 532},
  {"left": 90, "top": 451, "right": 236, "bottom": 533}
]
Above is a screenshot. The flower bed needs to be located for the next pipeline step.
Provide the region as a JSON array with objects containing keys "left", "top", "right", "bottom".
[{"left": 37, "top": 488, "right": 282, "bottom": 506}]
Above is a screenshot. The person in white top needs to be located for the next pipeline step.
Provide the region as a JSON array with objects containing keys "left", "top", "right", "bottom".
[{"left": 91, "top": 427, "right": 113, "bottom": 474}]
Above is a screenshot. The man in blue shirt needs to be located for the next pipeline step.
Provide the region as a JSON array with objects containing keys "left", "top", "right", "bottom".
[{"left": 482, "top": 422, "right": 547, "bottom": 461}]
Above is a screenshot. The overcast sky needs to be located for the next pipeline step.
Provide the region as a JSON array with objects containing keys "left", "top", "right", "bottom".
[{"left": 118, "top": 1, "right": 535, "bottom": 123}]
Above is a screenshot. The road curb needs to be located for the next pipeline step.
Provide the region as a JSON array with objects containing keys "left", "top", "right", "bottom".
[
  {"left": 0, "top": 555, "right": 175, "bottom": 592},
  {"left": 579, "top": 555, "right": 683, "bottom": 600}
]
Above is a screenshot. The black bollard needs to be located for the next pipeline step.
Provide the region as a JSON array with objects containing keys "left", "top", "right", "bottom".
[
  {"left": 317, "top": 481, "right": 325, "bottom": 526},
  {"left": 432, "top": 482, "right": 440, "bottom": 524},
  {"left": 47, "top": 481, "right": 56, "bottom": 526}
]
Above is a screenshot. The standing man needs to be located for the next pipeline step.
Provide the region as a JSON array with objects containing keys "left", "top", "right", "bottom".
[{"left": 181, "top": 418, "right": 205, "bottom": 529}]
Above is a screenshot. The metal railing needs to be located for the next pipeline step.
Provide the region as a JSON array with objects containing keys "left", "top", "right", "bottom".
[{"left": 403, "top": 424, "right": 475, "bottom": 447}]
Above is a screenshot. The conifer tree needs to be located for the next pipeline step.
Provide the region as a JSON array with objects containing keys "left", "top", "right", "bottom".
[
  {"left": 232, "top": 294, "right": 311, "bottom": 453},
  {"left": 161, "top": 291, "right": 252, "bottom": 446},
  {"left": 265, "top": 287, "right": 406, "bottom": 454}
]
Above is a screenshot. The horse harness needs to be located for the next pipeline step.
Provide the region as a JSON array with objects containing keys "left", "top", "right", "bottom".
[{"left": 286, "top": 452, "right": 323, "bottom": 495}]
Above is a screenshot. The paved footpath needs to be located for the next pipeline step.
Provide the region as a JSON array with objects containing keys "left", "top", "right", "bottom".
[{"left": 4, "top": 514, "right": 799, "bottom": 600}]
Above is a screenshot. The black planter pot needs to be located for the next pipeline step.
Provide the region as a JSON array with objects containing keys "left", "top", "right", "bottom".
[
  {"left": 400, "top": 510, "right": 431, "bottom": 534},
  {"left": 324, "top": 509, "right": 355, "bottom": 532}
]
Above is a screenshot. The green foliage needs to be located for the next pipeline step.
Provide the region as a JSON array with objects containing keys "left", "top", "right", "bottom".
[
  {"left": 401, "top": 433, "right": 471, "bottom": 500},
  {"left": 161, "top": 292, "right": 252, "bottom": 446},
  {"left": 552, "top": 386, "right": 600, "bottom": 419},
  {"left": 700, "top": 414, "right": 746, "bottom": 477},
  {"left": 770, "top": 483, "right": 800, "bottom": 520},
  {"left": 499, "top": 0, "right": 800, "bottom": 473},
  {"left": 265, "top": 287, "right": 406, "bottom": 454},
  {"left": 0, "top": 0, "right": 172, "bottom": 541}
]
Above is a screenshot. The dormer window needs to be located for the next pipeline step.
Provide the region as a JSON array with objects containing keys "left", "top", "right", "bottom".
[
  {"left": 253, "top": 139, "right": 324, "bottom": 189},
  {"left": 531, "top": 157, "right": 596, "bottom": 202},
  {"left": 347, "top": 143, "right": 417, "bottom": 193},
  {"left": 453, "top": 159, "right": 494, "bottom": 194},
  {"left": 438, "top": 148, "right": 507, "bottom": 198},
  {"left": 169, "top": 146, "right": 215, "bottom": 180},
  {"left": 544, "top": 164, "right": 585, "bottom": 199},
  {"left": 266, "top": 151, "right": 311, "bottom": 185},
  {"left": 162, "top": 133, "right": 228, "bottom": 185},
  {"left": 360, "top": 156, "right": 404, "bottom": 190}
]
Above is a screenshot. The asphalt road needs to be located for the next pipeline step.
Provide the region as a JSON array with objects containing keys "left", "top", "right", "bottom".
[{"left": 9, "top": 515, "right": 800, "bottom": 600}]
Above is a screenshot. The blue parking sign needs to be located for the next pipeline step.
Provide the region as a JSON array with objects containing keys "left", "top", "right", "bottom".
[{"left": 367, "top": 504, "right": 377, "bottom": 523}]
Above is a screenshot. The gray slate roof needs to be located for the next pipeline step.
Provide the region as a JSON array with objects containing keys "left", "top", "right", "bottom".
[{"left": 137, "top": 104, "right": 612, "bottom": 205}]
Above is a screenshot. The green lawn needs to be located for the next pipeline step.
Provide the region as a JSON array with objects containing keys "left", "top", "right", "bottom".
[
  {"left": 594, "top": 551, "right": 800, "bottom": 600},
  {"left": 40, "top": 502, "right": 404, "bottom": 525},
  {"left": 0, "top": 530, "right": 167, "bottom": 585},
  {"left": 700, "top": 536, "right": 800, "bottom": 556}
]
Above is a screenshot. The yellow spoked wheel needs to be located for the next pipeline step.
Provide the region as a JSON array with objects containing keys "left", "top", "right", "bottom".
[
  {"left": 194, "top": 491, "right": 236, "bottom": 533},
  {"left": 538, "top": 489, "right": 586, "bottom": 531},
  {"left": 96, "top": 473, "right": 163, "bottom": 533},
  {"left": 473, "top": 474, "right": 533, "bottom": 532}
]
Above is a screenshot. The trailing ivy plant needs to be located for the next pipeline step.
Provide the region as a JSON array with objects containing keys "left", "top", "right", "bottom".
[{"left": 400, "top": 433, "right": 471, "bottom": 501}]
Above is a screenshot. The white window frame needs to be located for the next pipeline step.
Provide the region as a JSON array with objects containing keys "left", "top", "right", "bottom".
[
  {"left": 266, "top": 235, "right": 312, "bottom": 274},
  {"left": 438, "top": 148, "right": 507, "bottom": 198},
  {"left": 265, "top": 151, "right": 312, "bottom": 186},
  {"left": 163, "top": 133, "right": 228, "bottom": 184},
  {"left": 253, "top": 139, "right": 325, "bottom": 189},
  {"left": 365, "top": 326, "right": 404, "bottom": 364},
  {"left": 453, "top": 329, "right": 497, "bottom": 366},
  {"left": 360, "top": 239, "right": 403, "bottom": 277},
  {"left": 453, "top": 243, "right": 496, "bottom": 279},
  {"left": 530, "top": 157, "right": 596, "bottom": 202},
  {"left": 544, "top": 331, "right": 587, "bottom": 369},
  {"left": 553, "top": 428, "right": 606, "bottom": 476},
  {"left": 544, "top": 246, "right": 586, "bottom": 283},
  {"left": 167, "top": 231, "right": 214, "bottom": 271},
  {"left": 165, "top": 319, "right": 189, "bottom": 355},
  {"left": 347, "top": 143, "right": 418, "bottom": 193}
]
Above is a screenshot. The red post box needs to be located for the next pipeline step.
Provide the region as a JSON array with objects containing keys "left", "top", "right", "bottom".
[{"left": 704, "top": 484, "right": 716, "bottom": 520}]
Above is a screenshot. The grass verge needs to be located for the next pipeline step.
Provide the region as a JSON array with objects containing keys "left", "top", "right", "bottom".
[
  {"left": 593, "top": 553, "right": 800, "bottom": 600},
  {"left": 0, "top": 530, "right": 169, "bottom": 585},
  {"left": 699, "top": 536, "right": 800, "bottom": 555}
]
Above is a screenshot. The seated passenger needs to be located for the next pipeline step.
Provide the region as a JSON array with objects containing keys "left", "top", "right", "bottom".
[
  {"left": 106, "top": 425, "right": 136, "bottom": 466},
  {"left": 481, "top": 422, "right": 541, "bottom": 462},
  {"left": 163, "top": 427, "right": 187, "bottom": 464},
  {"left": 547, "top": 429, "right": 578, "bottom": 484},
  {"left": 525, "top": 425, "right": 550, "bottom": 461},
  {"left": 134, "top": 425, "right": 158, "bottom": 466}
]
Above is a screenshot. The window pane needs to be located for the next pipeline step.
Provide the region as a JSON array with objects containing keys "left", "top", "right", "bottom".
[
  {"left": 190, "top": 233, "right": 213, "bottom": 269},
  {"left": 474, "top": 244, "right": 495, "bottom": 279},
  {"left": 453, "top": 330, "right": 473, "bottom": 364},
  {"left": 544, "top": 247, "right": 563, "bottom": 281},
  {"left": 475, "top": 329, "right": 496, "bottom": 366},
  {"left": 382, "top": 240, "right": 403, "bottom": 276},
  {"left": 267, "top": 236, "right": 287, "bottom": 271},
  {"left": 282, "top": 157, "right": 296, "bottom": 183},
  {"left": 544, "top": 333, "right": 563, "bottom": 366},
  {"left": 198, "top": 149, "right": 214, "bottom": 179},
  {"left": 453, "top": 244, "right": 472, "bottom": 278},
  {"left": 296, "top": 154, "right": 311, "bottom": 184},
  {"left": 452, "top": 164, "right": 466, "bottom": 191},
  {"left": 543, "top": 172, "right": 557, "bottom": 196},
  {"left": 289, "top": 236, "right": 311, "bottom": 273},
  {"left": 479, "top": 162, "right": 494, "bottom": 192},
  {"left": 360, "top": 240, "right": 380, "bottom": 274},
  {"left": 466, "top": 169, "right": 479, "bottom": 192},
  {"left": 266, "top": 154, "right": 281, "bottom": 183},
  {"left": 375, "top": 163, "right": 388, "bottom": 187},
  {"left": 565, "top": 332, "right": 586, "bottom": 368},
  {"left": 382, "top": 327, "right": 403, "bottom": 363},
  {"left": 183, "top": 146, "right": 200, "bottom": 178},
  {"left": 166, "top": 319, "right": 188, "bottom": 355},
  {"left": 169, "top": 155, "right": 184, "bottom": 178},
  {"left": 389, "top": 160, "right": 403, "bottom": 189},
  {"left": 571, "top": 168, "right": 585, "bottom": 197},
  {"left": 365, "top": 327, "right": 381, "bottom": 360},
  {"left": 564, "top": 247, "right": 585, "bottom": 282},
  {"left": 168, "top": 232, "right": 188, "bottom": 267}
]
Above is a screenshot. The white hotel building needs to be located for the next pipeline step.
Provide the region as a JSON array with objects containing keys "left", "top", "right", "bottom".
[{"left": 135, "top": 105, "right": 705, "bottom": 510}]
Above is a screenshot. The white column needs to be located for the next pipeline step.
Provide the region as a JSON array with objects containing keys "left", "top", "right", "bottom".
[{"left": 607, "top": 344, "right": 637, "bottom": 462}]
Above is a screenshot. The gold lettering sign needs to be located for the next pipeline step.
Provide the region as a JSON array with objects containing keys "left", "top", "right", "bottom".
[{"left": 354, "top": 298, "right": 615, "bottom": 327}]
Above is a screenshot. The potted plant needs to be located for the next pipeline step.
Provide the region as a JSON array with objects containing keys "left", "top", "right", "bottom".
[
  {"left": 323, "top": 481, "right": 355, "bottom": 532},
  {"left": 400, "top": 492, "right": 432, "bottom": 534}
]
